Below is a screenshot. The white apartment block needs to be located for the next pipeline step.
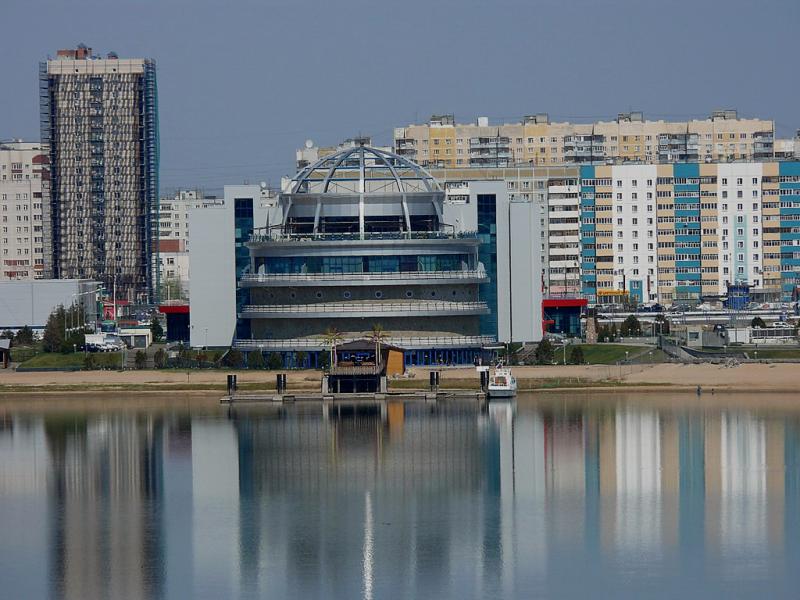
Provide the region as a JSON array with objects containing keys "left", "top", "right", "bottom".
[
  {"left": 158, "top": 189, "right": 217, "bottom": 250},
  {"left": 717, "top": 163, "right": 764, "bottom": 294},
  {"left": 157, "top": 190, "right": 220, "bottom": 296},
  {"left": 0, "top": 141, "right": 48, "bottom": 280},
  {"left": 546, "top": 176, "right": 581, "bottom": 296},
  {"left": 611, "top": 166, "right": 659, "bottom": 301}
]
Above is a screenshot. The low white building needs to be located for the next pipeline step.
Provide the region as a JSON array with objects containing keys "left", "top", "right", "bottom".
[{"left": 0, "top": 279, "right": 101, "bottom": 330}]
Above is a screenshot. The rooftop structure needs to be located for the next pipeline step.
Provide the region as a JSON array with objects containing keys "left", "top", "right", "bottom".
[{"left": 394, "top": 110, "right": 782, "bottom": 169}]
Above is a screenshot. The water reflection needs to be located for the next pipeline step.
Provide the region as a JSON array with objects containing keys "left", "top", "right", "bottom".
[{"left": 0, "top": 394, "right": 798, "bottom": 599}]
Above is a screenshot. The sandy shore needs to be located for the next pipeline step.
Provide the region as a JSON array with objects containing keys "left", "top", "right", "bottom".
[{"left": 0, "top": 362, "right": 798, "bottom": 393}]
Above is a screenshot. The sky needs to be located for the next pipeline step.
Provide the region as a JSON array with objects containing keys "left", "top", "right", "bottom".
[{"left": 1, "top": 0, "right": 798, "bottom": 193}]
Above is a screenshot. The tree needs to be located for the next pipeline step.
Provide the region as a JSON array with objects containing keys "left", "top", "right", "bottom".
[
  {"left": 621, "top": 315, "right": 642, "bottom": 337},
  {"left": 568, "top": 346, "right": 585, "bottom": 365},
  {"left": 150, "top": 316, "right": 164, "bottom": 342},
  {"left": 222, "top": 349, "right": 244, "bottom": 368},
  {"left": 153, "top": 348, "right": 167, "bottom": 369},
  {"left": 42, "top": 306, "right": 66, "bottom": 353},
  {"left": 15, "top": 326, "right": 35, "bottom": 346},
  {"left": 318, "top": 350, "right": 330, "bottom": 370},
  {"left": 135, "top": 350, "right": 147, "bottom": 369},
  {"left": 247, "top": 350, "right": 265, "bottom": 370},
  {"left": 751, "top": 316, "right": 766, "bottom": 328},
  {"left": 323, "top": 327, "right": 343, "bottom": 367},
  {"left": 0, "top": 330, "right": 14, "bottom": 340},
  {"left": 535, "top": 338, "right": 555, "bottom": 365},
  {"left": 610, "top": 323, "right": 619, "bottom": 342},
  {"left": 83, "top": 353, "right": 96, "bottom": 370},
  {"left": 267, "top": 352, "right": 282, "bottom": 370},
  {"left": 597, "top": 325, "right": 609, "bottom": 343},
  {"left": 295, "top": 351, "right": 307, "bottom": 369}
]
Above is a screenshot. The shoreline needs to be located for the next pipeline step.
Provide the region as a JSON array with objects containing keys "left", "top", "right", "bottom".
[{"left": 0, "top": 362, "right": 799, "bottom": 396}]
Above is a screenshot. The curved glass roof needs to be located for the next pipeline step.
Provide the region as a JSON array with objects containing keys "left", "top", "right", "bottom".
[{"left": 289, "top": 145, "right": 441, "bottom": 195}]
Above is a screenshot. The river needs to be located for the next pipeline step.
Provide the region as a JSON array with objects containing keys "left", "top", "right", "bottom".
[{"left": 0, "top": 391, "right": 798, "bottom": 599}]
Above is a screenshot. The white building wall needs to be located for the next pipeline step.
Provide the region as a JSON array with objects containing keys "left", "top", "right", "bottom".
[
  {"left": 611, "top": 166, "right": 659, "bottom": 302},
  {"left": 444, "top": 181, "right": 543, "bottom": 343},
  {"left": 188, "top": 185, "right": 272, "bottom": 348},
  {"left": 717, "top": 163, "right": 763, "bottom": 292},
  {"left": 189, "top": 203, "right": 236, "bottom": 347}
]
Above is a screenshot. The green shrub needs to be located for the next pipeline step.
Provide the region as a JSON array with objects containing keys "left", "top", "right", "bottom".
[
  {"left": 247, "top": 350, "right": 265, "bottom": 369},
  {"left": 267, "top": 352, "right": 282, "bottom": 370},
  {"left": 535, "top": 339, "right": 555, "bottom": 365},
  {"left": 153, "top": 348, "right": 167, "bottom": 369},
  {"left": 568, "top": 346, "right": 585, "bottom": 365},
  {"left": 222, "top": 349, "right": 244, "bottom": 368}
]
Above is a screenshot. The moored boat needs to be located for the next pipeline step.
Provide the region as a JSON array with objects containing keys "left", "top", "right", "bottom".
[{"left": 487, "top": 364, "right": 517, "bottom": 398}]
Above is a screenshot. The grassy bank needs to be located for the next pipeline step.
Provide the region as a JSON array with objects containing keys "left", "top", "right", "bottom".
[
  {"left": 19, "top": 352, "right": 123, "bottom": 369},
  {"left": 571, "top": 344, "right": 648, "bottom": 364}
]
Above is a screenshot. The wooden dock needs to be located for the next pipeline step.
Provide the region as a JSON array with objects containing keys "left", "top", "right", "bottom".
[{"left": 220, "top": 390, "right": 486, "bottom": 404}]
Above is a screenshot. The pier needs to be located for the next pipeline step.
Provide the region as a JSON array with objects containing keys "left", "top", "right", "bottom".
[{"left": 220, "top": 390, "right": 487, "bottom": 404}]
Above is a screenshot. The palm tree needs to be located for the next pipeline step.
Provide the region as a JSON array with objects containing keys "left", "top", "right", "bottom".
[
  {"left": 370, "top": 323, "right": 388, "bottom": 365},
  {"left": 323, "top": 326, "right": 343, "bottom": 367}
]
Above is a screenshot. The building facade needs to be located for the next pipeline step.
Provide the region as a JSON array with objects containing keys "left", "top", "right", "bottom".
[
  {"left": 580, "top": 161, "right": 800, "bottom": 305},
  {"left": 235, "top": 146, "right": 500, "bottom": 367},
  {"left": 188, "top": 185, "right": 272, "bottom": 348},
  {"left": 40, "top": 45, "right": 159, "bottom": 302},
  {"left": 157, "top": 190, "right": 220, "bottom": 298},
  {"left": 0, "top": 140, "right": 49, "bottom": 280},
  {"left": 394, "top": 111, "right": 783, "bottom": 169}
]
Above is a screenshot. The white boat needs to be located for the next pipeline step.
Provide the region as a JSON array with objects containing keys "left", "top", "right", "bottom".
[{"left": 487, "top": 365, "right": 517, "bottom": 398}]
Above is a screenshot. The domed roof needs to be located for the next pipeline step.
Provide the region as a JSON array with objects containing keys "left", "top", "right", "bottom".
[{"left": 289, "top": 145, "right": 441, "bottom": 195}]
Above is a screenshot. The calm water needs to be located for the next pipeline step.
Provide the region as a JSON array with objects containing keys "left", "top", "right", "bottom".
[{"left": 0, "top": 392, "right": 799, "bottom": 599}]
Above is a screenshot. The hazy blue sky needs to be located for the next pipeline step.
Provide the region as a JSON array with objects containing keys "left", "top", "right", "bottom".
[{"left": 1, "top": 0, "right": 798, "bottom": 192}]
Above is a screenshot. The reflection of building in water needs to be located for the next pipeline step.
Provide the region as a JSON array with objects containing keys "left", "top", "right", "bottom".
[
  {"left": 44, "top": 415, "right": 165, "bottom": 600},
  {"left": 233, "top": 402, "right": 491, "bottom": 598},
  {"left": 1, "top": 404, "right": 799, "bottom": 597},
  {"left": 614, "top": 410, "right": 662, "bottom": 559}
]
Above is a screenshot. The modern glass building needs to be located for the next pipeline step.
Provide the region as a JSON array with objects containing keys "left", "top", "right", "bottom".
[{"left": 234, "top": 145, "right": 493, "bottom": 367}]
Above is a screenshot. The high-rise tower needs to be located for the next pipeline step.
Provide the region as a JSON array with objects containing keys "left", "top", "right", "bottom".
[{"left": 40, "top": 44, "right": 159, "bottom": 302}]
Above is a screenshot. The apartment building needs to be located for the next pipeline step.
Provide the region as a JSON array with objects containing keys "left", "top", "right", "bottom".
[
  {"left": 40, "top": 45, "right": 159, "bottom": 302},
  {"left": 0, "top": 140, "right": 49, "bottom": 280},
  {"left": 156, "top": 190, "right": 222, "bottom": 297},
  {"left": 580, "top": 161, "right": 800, "bottom": 305},
  {"left": 394, "top": 111, "right": 780, "bottom": 168}
]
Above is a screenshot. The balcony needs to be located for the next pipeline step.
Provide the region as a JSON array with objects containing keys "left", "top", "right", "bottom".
[
  {"left": 233, "top": 335, "right": 496, "bottom": 351},
  {"left": 240, "top": 300, "right": 490, "bottom": 319},
  {"left": 239, "top": 269, "right": 489, "bottom": 287},
  {"left": 249, "top": 230, "right": 479, "bottom": 243}
]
